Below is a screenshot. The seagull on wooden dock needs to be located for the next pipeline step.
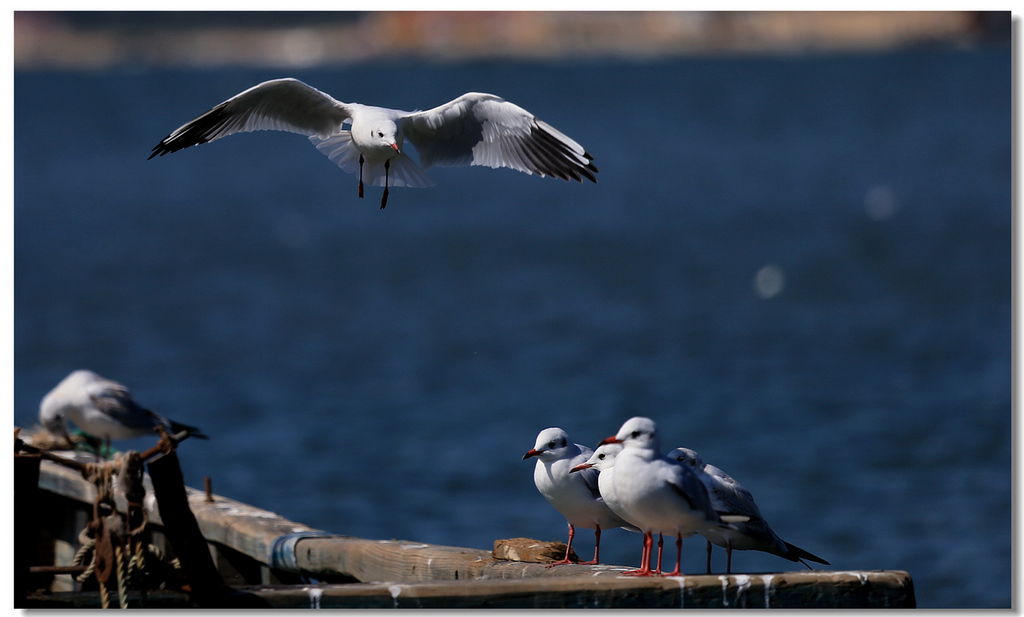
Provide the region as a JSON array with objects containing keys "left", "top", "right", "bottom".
[
  {"left": 599, "top": 417, "right": 740, "bottom": 577},
  {"left": 523, "top": 428, "right": 636, "bottom": 567},
  {"left": 570, "top": 442, "right": 633, "bottom": 529},
  {"left": 668, "top": 447, "right": 829, "bottom": 574},
  {"left": 150, "top": 78, "right": 598, "bottom": 209},
  {"left": 39, "top": 370, "right": 209, "bottom": 443}
]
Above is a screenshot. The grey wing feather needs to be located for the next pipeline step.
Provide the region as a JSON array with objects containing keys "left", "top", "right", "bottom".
[
  {"left": 668, "top": 464, "right": 719, "bottom": 520},
  {"left": 150, "top": 78, "right": 352, "bottom": 158},
  {"left": 89, "top": 388, "right": 159, "bottom": 432},
  {"left": 402, "top": 93, "right": 598, "bottom": 182},
  {"left": 90, "top": 382, "right": 209, "bottom": 439},
  {"left": 570, "top": 443, "right": 603, "bottom": 500},
  {"left": 577, "top": 464, "right": 603, "bottom": 500},
  {"left": 711, "top": 481, "right": 764, "bottom": 521}
]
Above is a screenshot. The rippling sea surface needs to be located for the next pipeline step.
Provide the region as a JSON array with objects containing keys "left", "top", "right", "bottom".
[{"left": 15, "top": 48, "right": 1010, "bottom": 607}]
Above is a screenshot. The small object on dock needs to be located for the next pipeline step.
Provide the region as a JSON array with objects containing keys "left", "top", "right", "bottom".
[{"left": 492, "top": 538, "right": 577, "bottom": 564}]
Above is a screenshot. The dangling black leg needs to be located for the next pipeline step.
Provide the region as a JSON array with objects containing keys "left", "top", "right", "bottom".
[
  {"left": 726, "top": 541, "right": 733, "bottom": 574},
  {"left": 380, "top": 159, "right": 391, "bottom": 209},
  {"left": 358, "top": 154, "right": 365, "bottom": 198}
]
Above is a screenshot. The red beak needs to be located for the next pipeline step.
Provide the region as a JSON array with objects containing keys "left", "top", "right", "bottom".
[
  {"left": 598, "top": 435, "right": 622, "bottom": 446},
  {"left": 390, "top": 143, "right": 400, "bottom": 153},
  {"left": 522, "top": 448, "right": 541, "bottom": 460},
  {"left": 569, "top": 463, "right": 592, "bottom": 474}
]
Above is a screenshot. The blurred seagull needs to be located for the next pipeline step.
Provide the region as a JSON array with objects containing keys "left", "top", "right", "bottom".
[
  {"left": 523, "top": 427, "right": 636, "bottom": 566},
  {"left": 150, "top": 78, "right": 598, "bottom": 208},
  {"left": 669, "top": 447, "right": 829, "bottom": 574},
  {"left": 39, "top": 370, "right": 209, "bottom": 443}
]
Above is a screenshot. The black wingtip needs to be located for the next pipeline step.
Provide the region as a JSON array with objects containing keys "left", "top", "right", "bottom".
[{"left": 785, "top": 541, "right": 829, "bottom": 565}]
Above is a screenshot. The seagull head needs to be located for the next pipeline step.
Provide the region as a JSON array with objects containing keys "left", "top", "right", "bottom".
[
  {"left": 368, "top": 120, "right": 401, "bottom": 155},
  {"left": 668, "top": 447, "right": 703, "bottom": 469},
  {"left": 600, "top": 416, "right": 660, "bottom": 452},
  {"left": 571, "top": 442, "right": 622, "bottom": 473},
  {"left": 38, "top": 396, "right": 70, "bottom": 442},
  {"left": 523, "top": 427, "right": 572, "bottom": 462}
]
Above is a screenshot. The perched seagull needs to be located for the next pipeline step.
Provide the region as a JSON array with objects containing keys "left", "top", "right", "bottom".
[
  {"left": 150, "top": 78, "right": 598, "bottom": 209},
  {"left": 572, "top": 442, "right": 671, "bottom": 573},
  {"left": 599, "top": 417, "right": 740, "bottom": 577},
  {"left": 39, "top": 370, "right": 209, "bottom": 443},
  {"left": 570, "top": 442, "right": 633, "bottom": 529},
  {"left": 523, "top": 428, "right": 636, "bottom": 566},
  {"left": 669, "top": 447, "right": 829, "bottom": 574}
]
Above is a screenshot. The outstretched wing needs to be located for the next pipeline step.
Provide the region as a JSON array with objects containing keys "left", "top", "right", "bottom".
[
  {"left": 401, "top": 92, "right": 598, "bottom": 182},
  {"left": 150, "top": 78, "right": 352, "bottom": 158}
]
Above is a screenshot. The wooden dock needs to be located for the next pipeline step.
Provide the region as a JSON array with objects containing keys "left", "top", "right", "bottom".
[{"left": 19, "top": 434, "right": 915, "bottom": 608}]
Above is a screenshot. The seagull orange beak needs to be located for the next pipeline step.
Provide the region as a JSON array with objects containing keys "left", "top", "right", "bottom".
[
  {"left": 522, "top": 448, "right": 541, "bottom": 460},
  {"left": 569, "top": 463, "right": 592, "bottom": 474},
  {"left": 598, "top": 435, "right": 622, "bottom": 446},
  {"left": 390, "top": 142, "right": 400, "bottom": 153}
]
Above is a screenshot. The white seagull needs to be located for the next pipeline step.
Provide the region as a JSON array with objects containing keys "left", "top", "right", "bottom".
[
  {"left": 669, "top": 447, "right": 829, "bottom": 574},
  {"left": 150, "top": 78, "right": 598, "bottom": 208},
  {"left": 39, "top": 370, "right": 209, "bottom": 443},
  {"left": 523, "top": 428, "right": 636, "bottom": 566},
  {"left": 571, "top": 442, "right": 677, "bottom": 572},
  {"left": 599, "top": 417, "right": 739, "bottom": 576},
  {"left": 569, "top": 442, "right": 633, "bottom": 529}
]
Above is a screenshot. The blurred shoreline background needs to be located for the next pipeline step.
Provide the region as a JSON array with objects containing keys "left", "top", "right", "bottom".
[{"left": 14, "top": 11, "right": 1011, "bottom": 69}]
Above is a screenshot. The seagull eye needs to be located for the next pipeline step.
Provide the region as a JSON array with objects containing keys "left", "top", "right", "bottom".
[
  {"left": 548, "top": 441, "right": 557, "bottom": 449},
  {"left": 631, "top": 430, "right": 642, "bottom": 438},
  {"left": 598, "top": 454, "right": 606, "bottom": 460},
  {"left": 377, "top": 131, "right": 384, "bottom": 138}
]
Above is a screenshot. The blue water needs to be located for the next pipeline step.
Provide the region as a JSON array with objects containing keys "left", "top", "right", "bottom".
[{"left": 14, "top": 49, "right": 1010, "bottom": 607}]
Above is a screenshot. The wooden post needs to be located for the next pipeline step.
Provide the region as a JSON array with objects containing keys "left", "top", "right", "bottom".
[
  {"left": 14, "top": 451, "right": 42, "bottom": 606},
  {"left": 146, "top": 449, "right": 225, "bottom": 606}
]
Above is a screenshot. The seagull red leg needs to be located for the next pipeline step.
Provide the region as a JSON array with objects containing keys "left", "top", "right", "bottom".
[
  {"left": 623, "top": 532, "right": 656, "bottom": 576},
  {"left": 546, "top": 524, "right": 577, "bottom": 567},
  {"left": 664, "top": 534, "right": 684, "bottom": 577},
  {"left": 577, "top": 525, "right": 601, "bottom": 566}
]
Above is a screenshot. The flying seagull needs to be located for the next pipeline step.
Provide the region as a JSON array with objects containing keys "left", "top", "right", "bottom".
[{"left": 150, "top": 78, "right": 598, "bottom": 208}]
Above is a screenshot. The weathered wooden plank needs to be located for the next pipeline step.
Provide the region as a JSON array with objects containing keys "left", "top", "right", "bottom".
[
  {"left": 28, "top": 444, "right": 915, "bottom": 608},
  {"left": 23, "top": 571, "right": 916, "bottom": 610},
  {"left": 146, "top": 449, "right": 226, "bottom": 604},
  {"left": 148, "top": 572, "right": 917, "bottom": 609}
]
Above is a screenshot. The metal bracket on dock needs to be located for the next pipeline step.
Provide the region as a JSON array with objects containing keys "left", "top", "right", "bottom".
[{"left": 269, "top": 532, "right": 351, "bottom": 572}]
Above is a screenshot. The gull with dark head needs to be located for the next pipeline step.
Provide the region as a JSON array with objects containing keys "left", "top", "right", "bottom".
[
  {"left": 150, "top": 78, "right": 598, "bottom": 208},
  {"left": 669, "top": 447, "right": 829, "bottom": 574},
  {"left": 39, "top": 370, "right": 209, "bottom": 444},
  {"left": 523, "top": 427, "right": 635, "bottom": 567}
]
